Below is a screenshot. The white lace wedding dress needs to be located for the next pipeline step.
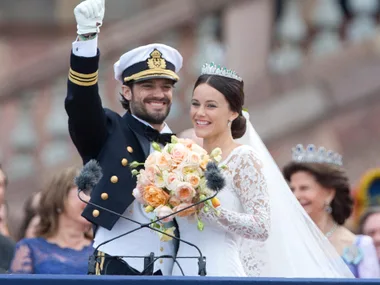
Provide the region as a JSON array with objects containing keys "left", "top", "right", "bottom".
[{"left": 172, "top": 145, "right": 270, "bottom": 276}]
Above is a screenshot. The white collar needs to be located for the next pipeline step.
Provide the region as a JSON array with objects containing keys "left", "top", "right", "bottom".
[{"left": 132, "top": 114, "right": 172, "bottom": 134}]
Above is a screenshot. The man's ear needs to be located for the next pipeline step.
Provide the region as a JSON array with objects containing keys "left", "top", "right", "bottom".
[{"left": 121, "top": 85, "right": 132, "bottom": 101}]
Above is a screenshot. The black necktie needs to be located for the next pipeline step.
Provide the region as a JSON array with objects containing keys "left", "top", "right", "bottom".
[{"left": 144, "top": 127, "right": 174, "bottom": 145}]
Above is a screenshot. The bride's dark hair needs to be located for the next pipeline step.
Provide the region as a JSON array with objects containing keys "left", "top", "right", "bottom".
[{"left": 193, "top": 75, "right": 246, "bottom": 139}]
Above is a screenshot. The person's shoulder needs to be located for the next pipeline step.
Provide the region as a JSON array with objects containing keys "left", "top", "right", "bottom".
[
  {"left": 357, "top": 234, "right": 376, "bottom": 249},
  {"left": 227, "top": 145, "right": 262, "bottom": 167},
  {"left": 16, "top": 237, "right": 49, "bottom": 248},
  {"left": 233, "top": 145, "right": 261, "bottom": 159},
  {"left": 104, "top": 108, "right": 122, "bottom": 119},
  {"left": 0, "top": 234, "right": 15, "bottom": 247}
]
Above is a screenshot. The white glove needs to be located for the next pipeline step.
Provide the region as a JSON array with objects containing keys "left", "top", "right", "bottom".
[{"left": 74, "top": 0, "right": 105, "bottom": 35}]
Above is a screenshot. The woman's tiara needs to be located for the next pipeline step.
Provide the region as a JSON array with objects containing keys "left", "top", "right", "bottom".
[
  {"left": 291, "top": 144, "right": 343, "bottom": 166},
  {"left": 201, "top": 62, "right": 243, "bottom": 82}
]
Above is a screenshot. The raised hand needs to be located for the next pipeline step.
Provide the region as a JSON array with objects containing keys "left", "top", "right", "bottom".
[{"left": 74, "top": 0, "right": 105, "bottom": 35}]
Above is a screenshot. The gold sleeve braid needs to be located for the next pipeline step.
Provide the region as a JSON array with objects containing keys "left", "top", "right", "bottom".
[{"left": 69, "top": 68, "right": 98, "bottom": 86}]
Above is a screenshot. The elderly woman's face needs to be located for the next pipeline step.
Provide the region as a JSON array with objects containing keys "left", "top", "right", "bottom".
[
  {"left": 289, "top": 171, "right": 335, "bottom": 222},
  {"left": 362, "top": 212, "right": 380, "bottom": 260}
]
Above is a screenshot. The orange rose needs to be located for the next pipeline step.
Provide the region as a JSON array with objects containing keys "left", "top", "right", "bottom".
[
  {"left": 143, "top": 185, "right": 170, "bottom": 208},
  {"left": 173, "top": 203, "right": 197, "bottom": 217}
]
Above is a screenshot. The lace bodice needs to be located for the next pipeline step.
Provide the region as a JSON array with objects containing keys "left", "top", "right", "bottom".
[
  {"left": 172, "top": 145, "right": 271, "bottom": 276},
  {"left": 199, "top": 145, "right": 270, "bottom": 240},
  {"left": 9, "top": 237, "right": 93, "bottom": 274}
]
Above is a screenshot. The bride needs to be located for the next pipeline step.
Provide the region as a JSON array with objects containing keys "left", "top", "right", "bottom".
[{"left": 171, "top": 63, "right": 354, "bottom": 278}]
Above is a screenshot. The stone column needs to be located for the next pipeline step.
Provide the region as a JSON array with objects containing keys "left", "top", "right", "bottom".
[{"left": 223, "top": 0, "right": 274, "bottom": 84}]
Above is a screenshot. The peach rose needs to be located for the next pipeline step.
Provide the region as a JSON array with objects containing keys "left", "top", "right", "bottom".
[
  {"left": 173, "top": 203, "right": 197, "bottom": 217},
  {"left": 177, "top": 138, "right": 195, "bottom": 149},
  {"left": 143, "top": 185, "right": 170, "bottom": 208},
  {"left": 137, "top": 169, "right": 151, "bottom": 186},
  {"left": 132, "top": 187, "right": 145, "bottom": 204},
  {"left": 185, "top": 151, "right": 201, "bottom": 165},
  {"left": 174, "top": 182, "right": 196, "bottom": 203},
  {"left": 191, "top": 143, "right": 207, "bottom": 156},
  {"left": 156, "top": 153, "right": 171, "bottom": 171},
  {"left": 145, "top": 165, "right": 160, "bottom": 182},
  {"left": 171, "top": 143, "right": 188, "bottom": 164},
  {"left": 154, "top": 205, "right": 174, "bottom": 223},
  {"left": 145, "top": 151, "right": 161, "bottom": 167},
  {"left": 164, "top": 172, "right": 181, "bottom": 191},
  {"left": 186, "top": 174, "right": 200, "bottom": 188},
  {"left": 168, "top": 196, "right": 181, "bottom": 207}
]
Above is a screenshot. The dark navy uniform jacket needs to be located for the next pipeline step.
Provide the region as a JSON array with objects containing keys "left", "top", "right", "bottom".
[{"left": 65, "top": 51, "right": 154, "bottom": 230}]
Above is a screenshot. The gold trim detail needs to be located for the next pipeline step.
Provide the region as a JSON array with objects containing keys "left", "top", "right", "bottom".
[
  {"left": 95, "top": 251, "right": 105, "bottom": 275},
  {"left": 69, "top": 76, "right": 98, "bottom": 86},
  {"left": 69, "top": 68, "right": 98, "bottom": 78},
  {"left": 124, "top": 69, "right": 179, "bottom": 83},
  {"left": 69, "top": 73, "right": 97, "bottom": 82},
  {"left": 68, "top": 68, "right": 98, "bottom": 86},
  {"left": 147, "top": 49, "right": 166, "bottom": 69}
]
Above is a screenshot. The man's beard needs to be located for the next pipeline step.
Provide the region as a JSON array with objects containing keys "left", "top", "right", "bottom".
[{"left": 129, "top": 95, "right": 171, "bottom": 125}]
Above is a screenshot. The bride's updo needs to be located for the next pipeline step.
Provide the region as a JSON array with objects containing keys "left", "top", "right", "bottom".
[{"left": 193, "top": 74, "right": 246, "bottom": 139}]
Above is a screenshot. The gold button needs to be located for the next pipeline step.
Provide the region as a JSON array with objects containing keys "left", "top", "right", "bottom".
[
  {"left": 121, "top": 158, "right": 128, "bottom": 166},
  {"left": 101, "top": 193, "right": 108, "bottom": 200},
  {"left": 110, "top": 176, "right": 118, "bottom": 183},
  {"left": 160, "top": 247, "right": 164, "bottom": 252},
  {"left": 159, "top": 259, "right": 163, "bottom": 264},
  {"left": 92, "top": 210, "right": 100, "bottom": 217},
  {"left": 127, "top": 146, "right": 133, "bottom": 153}
]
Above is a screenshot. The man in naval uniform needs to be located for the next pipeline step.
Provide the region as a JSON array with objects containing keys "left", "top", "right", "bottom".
[{"left": 65, "top": 0, "right": 183, "bottom": 275}]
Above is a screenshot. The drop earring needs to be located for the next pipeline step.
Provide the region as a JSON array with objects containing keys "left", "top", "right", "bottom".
[{"left": 324, "top": 202, "right": 332, "bottom": 214}]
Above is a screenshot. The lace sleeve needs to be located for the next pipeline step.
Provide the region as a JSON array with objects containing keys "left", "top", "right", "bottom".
[
  {"left": 200, "top": 149, "right": 270, "bottom": 240},
  {"left": 9, "top": 240, "right": 34, "bottom": 274}
]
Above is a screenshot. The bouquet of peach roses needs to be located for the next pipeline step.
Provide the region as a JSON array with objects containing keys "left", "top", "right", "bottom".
[{"left": 130, "top": 136, "right": 225, "bottom": 241}]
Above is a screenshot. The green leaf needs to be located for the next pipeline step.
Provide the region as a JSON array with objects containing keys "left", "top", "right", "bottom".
[{"left": 197, "top": 219, "right": 205, "bottom": 231}]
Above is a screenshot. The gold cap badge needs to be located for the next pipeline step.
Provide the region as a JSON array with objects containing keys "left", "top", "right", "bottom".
[{"left": 147, "top": 49, "right": 166, "bottom": 69}]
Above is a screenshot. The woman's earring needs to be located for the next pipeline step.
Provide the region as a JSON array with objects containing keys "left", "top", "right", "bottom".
[
  {"left": 57, "top": 208, "right": 62, "bottom": 214},
  {"left": 324, "top": 202, "right": 332, "bottom": 214},
  {"left": 227, "top": 120, "right": 231, "bottom": 127}
]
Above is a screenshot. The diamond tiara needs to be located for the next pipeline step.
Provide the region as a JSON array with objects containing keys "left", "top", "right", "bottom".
[
  {"left": 291, "top": 144, "right": 343, "bottom": 166},
  {"left": 201, "top": 62, "right": 243, "bottom": 82}
]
